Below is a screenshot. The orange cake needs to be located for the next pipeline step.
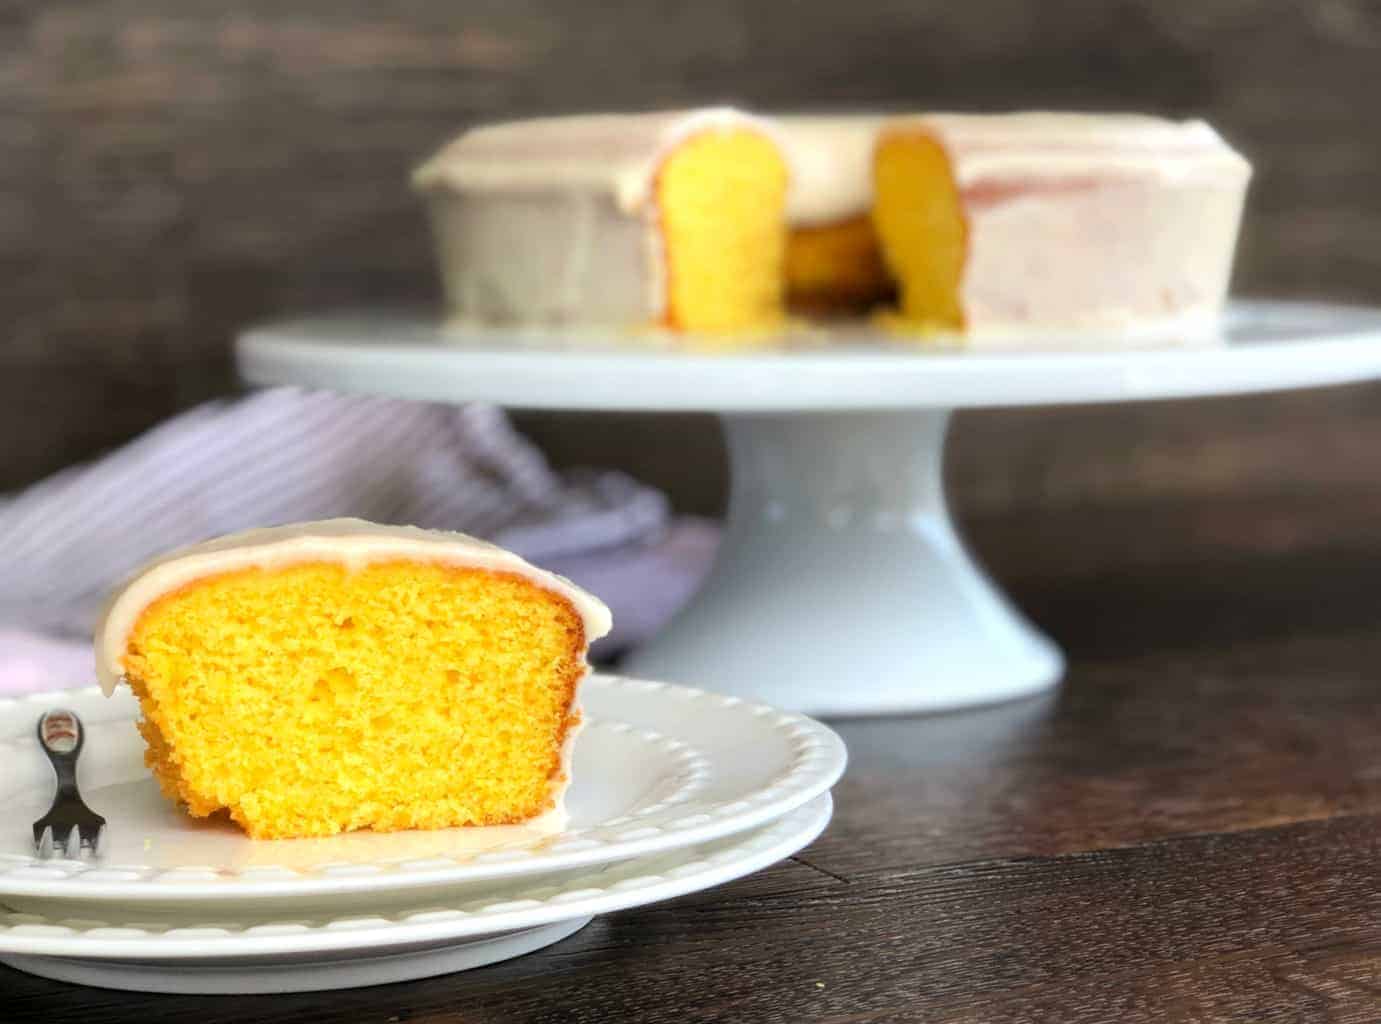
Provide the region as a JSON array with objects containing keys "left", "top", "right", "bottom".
[
  {"left": 412, "top": 108, "right": 791, "bottom": 340},
  {"left": 414, "top": 108, "right": 1250, "bottom": 345},
  {"left": 95, "top": 520, "right": 612, "bottom": 840}
]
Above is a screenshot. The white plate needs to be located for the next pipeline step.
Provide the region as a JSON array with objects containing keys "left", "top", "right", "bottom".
[
  {"left": 237, "top": 300, "right": 1381, "bottom": 412},
  {"left": 0, "top": 794, "right": 832, "bottom": 993},
  {"left": 0, "top": 675, "right": 845, "bottom": 902}
]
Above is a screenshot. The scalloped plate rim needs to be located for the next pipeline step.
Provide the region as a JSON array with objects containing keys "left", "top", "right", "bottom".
[
  {"left": 0, "top": 794, "right": 832, "bottom": 962},
  {"left": 0, "top": 674, "right": 846, "bottom": 902}
]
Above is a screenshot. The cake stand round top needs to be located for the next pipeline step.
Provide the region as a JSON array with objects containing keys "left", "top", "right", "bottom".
[{"left": 237, "top": 300, "right": 1381, "bottom": 412}]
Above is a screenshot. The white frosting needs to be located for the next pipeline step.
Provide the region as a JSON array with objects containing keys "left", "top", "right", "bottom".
[
  {"left": 887, "top": 112, "right": 1251, "bottom": 187},
  {"left": 776, "top": 114, "right": 886, "bottom": 226},
  {"left": 96, "top": 518, "right": 612, "bottom": 697},
  {"left": 773, "top": 111, "right": 1249, "bottom": 227},
  {"left": 426, "top": 187, "right": 658, "bottom": 327},
  {"left": 415, "top": 108, "right": 1248, "bottom": 218}
]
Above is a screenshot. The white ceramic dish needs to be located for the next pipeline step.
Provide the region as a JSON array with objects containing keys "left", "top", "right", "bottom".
[
  {"left": 0, "top": 675, "right": 845, "bottom": 902},
  {"left": 0, "top": 794, "right": 832, "bottom": 994}
]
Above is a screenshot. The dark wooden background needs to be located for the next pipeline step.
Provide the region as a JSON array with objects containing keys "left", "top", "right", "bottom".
[{"left": 4, "top": 0, "right": 1381, "bottom": 519}]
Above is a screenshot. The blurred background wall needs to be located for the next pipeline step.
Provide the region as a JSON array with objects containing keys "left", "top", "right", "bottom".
[{"left": 4, "top": 0, "right": 1380, "bottom": 531}]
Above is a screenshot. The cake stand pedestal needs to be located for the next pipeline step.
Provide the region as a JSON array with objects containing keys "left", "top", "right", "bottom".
[
  {"left": 628, "top": 409, "right": 1060, "bottom": 713},
  {"left": 239, "top": 301, "right": 1381, "bottom": 716}
]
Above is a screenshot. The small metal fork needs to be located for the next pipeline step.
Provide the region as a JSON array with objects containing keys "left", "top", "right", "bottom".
[{"left": 32, "top": 709, "right": 106, "bottom": 859}]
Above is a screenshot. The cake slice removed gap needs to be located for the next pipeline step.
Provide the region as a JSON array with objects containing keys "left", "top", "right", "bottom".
[{"left": 784, "top": 215, "right": 895, "bottom": 315}]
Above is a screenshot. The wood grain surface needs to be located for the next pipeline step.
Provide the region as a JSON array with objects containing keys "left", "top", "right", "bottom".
[{"left": 9, "top": 485, "right": 1381, "bottom": 1022}]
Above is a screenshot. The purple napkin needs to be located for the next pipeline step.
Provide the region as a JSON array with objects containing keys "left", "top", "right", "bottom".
[{"left": 0, "top": 388, "right": 717, "bottom": 694}]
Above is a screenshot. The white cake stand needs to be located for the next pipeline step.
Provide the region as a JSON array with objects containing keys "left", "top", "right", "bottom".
[{"left": 238, "top": 300, "right": 1381, "bottom": 716}]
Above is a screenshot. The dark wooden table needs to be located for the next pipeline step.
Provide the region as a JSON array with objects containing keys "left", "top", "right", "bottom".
[{"left": 7, "top": 484, "right": 1381, "bottom": 1022}]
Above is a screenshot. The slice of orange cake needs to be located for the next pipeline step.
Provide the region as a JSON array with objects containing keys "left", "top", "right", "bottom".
[{"left": 94, "top": 519, "right": 611, "bottom": 840}]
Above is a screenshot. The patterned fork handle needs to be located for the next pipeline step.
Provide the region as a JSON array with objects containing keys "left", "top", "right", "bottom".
[{"left": 32, "top": 709, "right": 107, "bottom": 859}]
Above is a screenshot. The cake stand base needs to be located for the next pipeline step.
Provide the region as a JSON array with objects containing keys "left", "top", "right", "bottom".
[{"left": 623, "top": 410, "right": 1064, "bottom": 716}]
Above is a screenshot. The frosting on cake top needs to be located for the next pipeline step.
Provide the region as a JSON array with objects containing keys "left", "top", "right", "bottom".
[
  {"left": 414, "top": 108, "right": 1250, "bottom": 227},
  {"left": 94, "top": 518, "right": 613, "bottom": 697}
]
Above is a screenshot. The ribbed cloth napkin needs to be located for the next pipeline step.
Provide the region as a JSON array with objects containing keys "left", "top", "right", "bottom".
[{"left": 0, "top": 388, "right": 717, "bottom": 694}]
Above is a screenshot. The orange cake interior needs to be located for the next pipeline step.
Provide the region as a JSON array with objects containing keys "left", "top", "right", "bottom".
[
  {"left": 871, "top": 130, "right": 969, "bottom": 330},
  {"left": 656, "top": 128, "right": 790, "bottom": 335},
  {"left": 121, "top": 560, "right": 586, "bottom": 840},
  {"left": 654, "top": 126, "right": 965, "bottom": 331},
  {"left": 784, "top": 215, "right": 895, "bottom": 314}
]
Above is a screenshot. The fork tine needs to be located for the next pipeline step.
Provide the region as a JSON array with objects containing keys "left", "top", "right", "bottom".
[
  {"left": 64, "top": 825, "right": 83, "bottom": 859},
  {"left": 92, "top": 823, "right": 107, "bottom": 858},
  {"left": 36, "top": 825, "right": 55, "bottom": 859}
]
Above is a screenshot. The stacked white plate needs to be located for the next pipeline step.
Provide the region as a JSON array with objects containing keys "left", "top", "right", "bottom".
[{"left": 0, "top": 674, "right": 846, "bottom": 993}]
